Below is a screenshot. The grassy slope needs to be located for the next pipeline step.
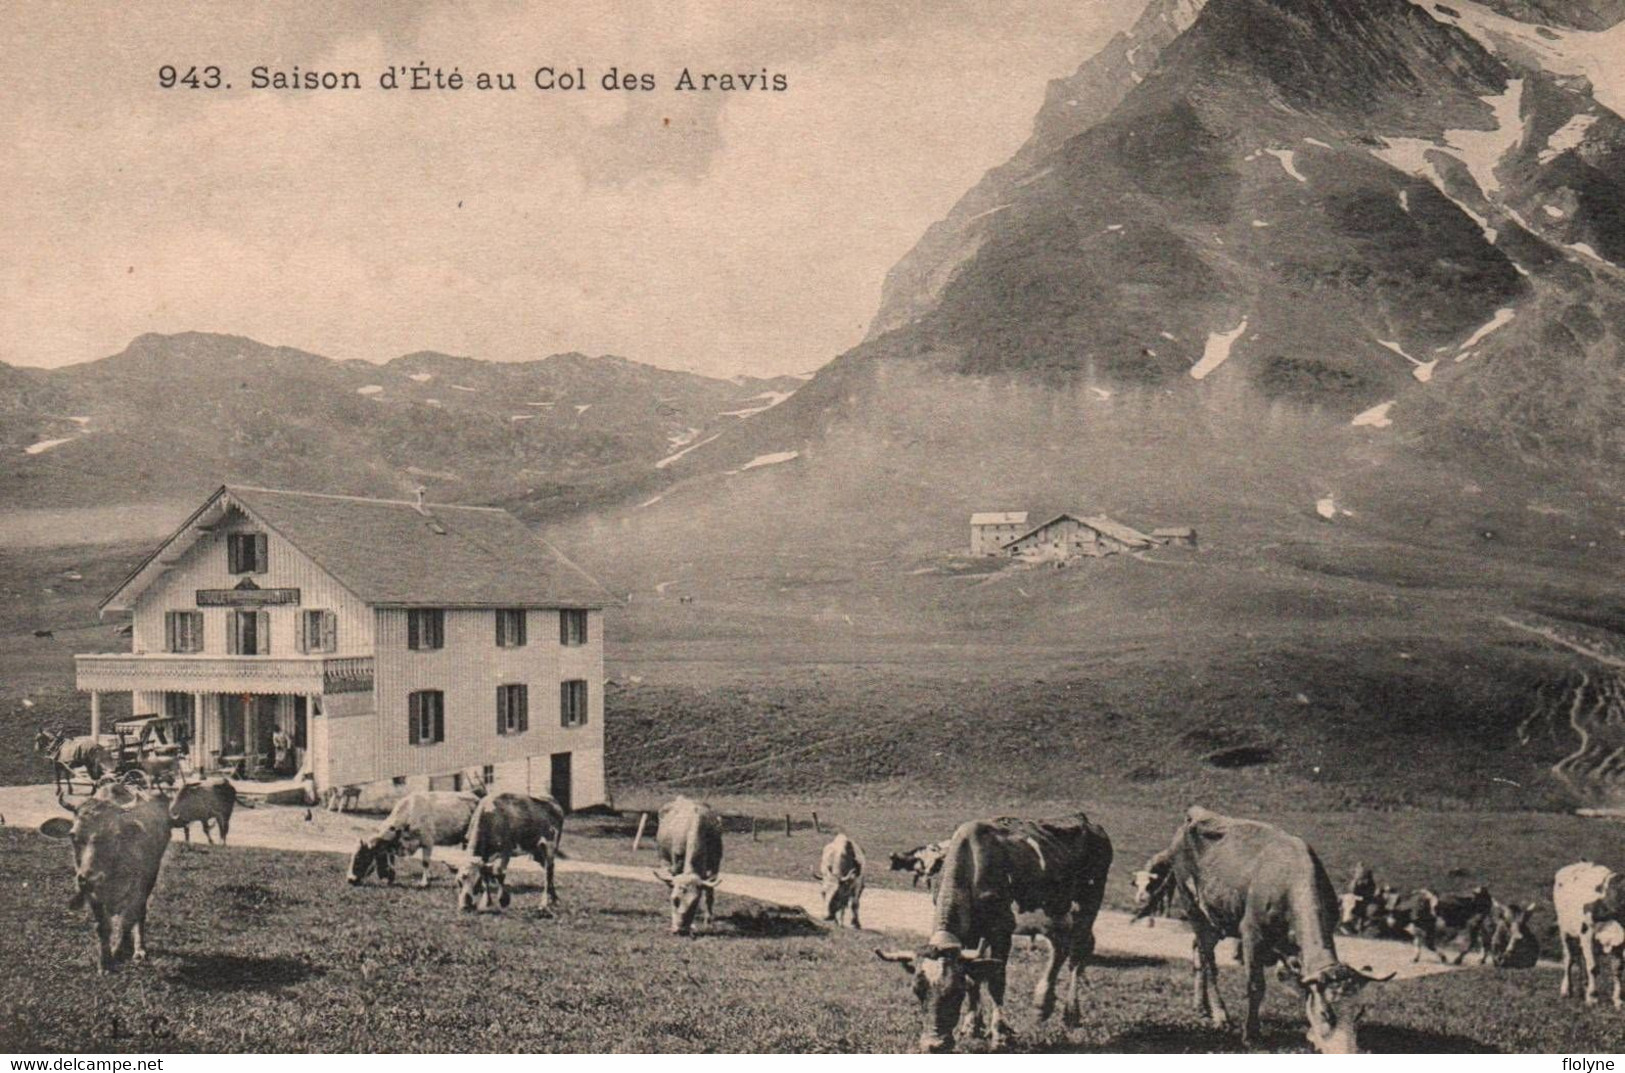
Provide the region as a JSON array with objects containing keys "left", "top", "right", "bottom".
[{"left": 3, "top": 829, "right": 1623, "bottom": 1054}]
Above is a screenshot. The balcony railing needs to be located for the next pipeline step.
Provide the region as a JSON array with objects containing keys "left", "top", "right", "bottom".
[{"left": 75, "top": 653, "right": 374, "bottom": 696}]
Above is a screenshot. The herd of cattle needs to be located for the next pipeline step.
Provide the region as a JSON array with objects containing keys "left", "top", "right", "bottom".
[{"left": 33, "top": 778, "right": 1625, "bottom": 1053}]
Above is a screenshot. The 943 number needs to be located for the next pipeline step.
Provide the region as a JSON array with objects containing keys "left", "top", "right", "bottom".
[{"left": 159, "top": 65, "right": 225, "bottom": 89}]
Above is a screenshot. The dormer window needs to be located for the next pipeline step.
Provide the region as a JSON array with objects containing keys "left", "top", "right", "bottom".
[{"left": 228, "top": 532, "right": 268, "bottom": 574}]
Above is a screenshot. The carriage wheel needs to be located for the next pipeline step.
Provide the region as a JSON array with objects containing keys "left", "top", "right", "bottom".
[{"left": 121, "top": 768, "right": 151, "bottom": 789}]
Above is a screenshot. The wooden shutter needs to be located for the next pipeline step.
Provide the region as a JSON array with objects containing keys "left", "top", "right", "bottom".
[
  {"left": 517, "top": 685, "right": 528, "bottom": 733},
  {"left": 408, "top": 693, "right": 421, "bottom": 745},
  {"left": 408, "top": 611, "right": 420, "bottom": 650},
  {"left": 256, "top": 610, "right": 270, "bottom": 654},
  {"left": 577, "top": 681, "right": 587, "bottom": 726},
  {"left": 296, "top": 611, "right": 308, "bottom": 654},
  {"left": 227, "top": 611, "right": 241, "bottom": 655},
  {"left": 497, "top": 686, "right": 507, "bottom": 735},
  {"left": 495, "top": 611, "right": 506, "bottom": 648},
  {"left": 253, "top": 533, "right": 268, "bottom": 573},
  {"left": 322, "top": 611, "right": 337, "bottom": 652},
  {"left": 432, "top": 693, "right": 444, "bottom": 743}
]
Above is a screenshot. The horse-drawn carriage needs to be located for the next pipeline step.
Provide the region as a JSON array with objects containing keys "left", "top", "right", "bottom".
[{"left": 36, "top": 715, "right": 190, "bottom": 795}]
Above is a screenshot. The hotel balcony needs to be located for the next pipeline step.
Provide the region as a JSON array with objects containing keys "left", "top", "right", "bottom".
[{"left": 75, "top": 653, "right": 374, "bottom": 696}]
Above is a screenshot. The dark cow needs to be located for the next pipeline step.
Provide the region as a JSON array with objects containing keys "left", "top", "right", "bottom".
[
  {"left": 816, "top": 833, "right": 865, "bottom": 928},
  {"left": 876, "top": 813, "right": 1112, "bottom": 1053},
  {"left": 348, "top": 791, "right": 479, "bottom": 886},
  {"left": 653, "top": 797, "right": 723, "bottom": 935},
  {"left": 39, "top": 786, "right": 171, "bottom": 973},
  {"left": 1135, "top": 807, "right": 1391, "bottom": 1054},
  {"left": 456, "top": 793, "right": 565, "bottom": 912},
  {"left": 1487, "top": 901, "right": 1540, "bottom": 969},
  {"left": 889, "top": 841, "right": 948, "bottom": 891},
  {"left": 1399, "top": 886, "right": 1494, "bottom": 964},
  {"left": 168, "top": 779, "right": 236, "bottom": 844}
]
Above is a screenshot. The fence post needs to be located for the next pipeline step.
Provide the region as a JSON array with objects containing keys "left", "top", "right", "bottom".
[
  {"left": 751, "top": 816, "right": 759, "bottom": 842},
  {"left": 632, "top": 811, "right": 649, "bottom": 852},
  {"left": 784, "top": 813, "right": 792, "bottom": 838},
  {"left": 812, "top": 811, "right": 821, "bottom": 835}
]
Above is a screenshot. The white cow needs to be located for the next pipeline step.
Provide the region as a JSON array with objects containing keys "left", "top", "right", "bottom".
[{"left": 1555, "top": 861, "right": 1625, "bottom": 1007}]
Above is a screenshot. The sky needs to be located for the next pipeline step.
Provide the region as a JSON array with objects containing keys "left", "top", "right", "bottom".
[{"left": 1, "top": 1, "right": 1139, "bottom": 378}]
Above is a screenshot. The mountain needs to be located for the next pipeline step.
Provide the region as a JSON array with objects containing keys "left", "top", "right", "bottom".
[
  {"left": 545, "top": 0, "right": 1625, "bottom": 809},
  {"left": 0, "top": 333, "right": 807, "bottom": 517}
]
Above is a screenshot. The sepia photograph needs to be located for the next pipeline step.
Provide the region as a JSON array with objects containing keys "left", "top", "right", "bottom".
[{"left": 2, "top": 0, "right": 1624, "bottom": 1057}]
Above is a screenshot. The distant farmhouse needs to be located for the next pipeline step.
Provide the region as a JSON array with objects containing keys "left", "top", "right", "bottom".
[
  {"left": 76, "top": 485, "right": 611, "bottom": 809},
  {"left": 970, "top": 511, "right": 1196, "bottom": 560},
  {"left": 970, "top": 512, "right": 1028, "bottom": 556}
]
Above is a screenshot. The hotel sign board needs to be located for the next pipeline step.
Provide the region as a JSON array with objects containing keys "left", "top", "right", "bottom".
[{"left": 197, "top": 580, "right": 301, "bottom": 607}]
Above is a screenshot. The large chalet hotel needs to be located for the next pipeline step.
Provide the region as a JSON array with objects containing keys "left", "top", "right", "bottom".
[{"left": 74, "top": 485, "right": 611, "bottom": 809}]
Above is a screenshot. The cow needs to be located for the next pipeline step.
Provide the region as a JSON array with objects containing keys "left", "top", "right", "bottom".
[
  {"left": 1337, "top": 863, "right": 1380, "bottom": 935},
  {"left": 168, "top": 778, "right": 237, "bottom": 845},
  {"left": 34, "top": 729, "right": 109, "bottom": 789},
  {"left": 1134, "top": 807, "right": 1392, "bottom": 1054},
  {"left": 456, "top": 792, "right": 565, "bottom": 912},
  {"left": 1487, "top": 900, "right": 1540, "bottom": 969},
  {"left": 889, "top": 841, "right": 948, "bottom": 891},
  {"left": 816, "top": 833, "right": 865, "bottom": 928},
  {"left": 1400, "top": 886, "right": 1494, "bottom": 964},
  {"left": 1555, "top": 861, "right": 1625, "bottom": 1007},
  {"left": 653, "top": 797, "right": 723, "bottom": 936},
  {"left": 348, "top": 791, "right": 479, "bottom": 887},
  {"left": 38, "top": 786, "right": 171, "bottom": 973},
  {"left": 876, "top": 813, "right": 1112, "bottom": 1053}
]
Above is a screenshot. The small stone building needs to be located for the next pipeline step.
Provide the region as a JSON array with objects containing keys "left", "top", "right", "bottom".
[{"left": 970, "top": 512, "right": 1029, "bottom": 556}]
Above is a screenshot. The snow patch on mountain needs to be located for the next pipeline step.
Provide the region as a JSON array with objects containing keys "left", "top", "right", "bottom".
[
  {"left": 408, "top": 373, "right": 434, "bottom": 383},
  {"left": 1540, "top": 113, "right": 1599, "bottom": 163},
  {"left": 451, "top": 384, "right": 477, "bottom": 392},
  {"left": 1265, "top": 149, "right": 1307, "bottom": 183},
  {"left": 1316, "top": 496, "right": 1339, "bottom": 519},
  {"left": 24, "top": 437, "right": 74, "bottom": 455},
  {"left": 1377, "top": 340, "right": 1437, "bottom": 381},
  {"left": 1352, "top": 401, "right": 1397, "bottom": 428},
  {"left": 357, "top": 385, "right": 383, "bottom": 396},
  {"left": 740, "top": 451, "right": 800, "bottom": 471},
  {"left": 1570, "top": 242, "right": 1619, "bottom": 267},
  {"left": 1409, "top": 0, "right": 1625, "bottom": 116},
  {"left": 720, "top": 390, "right": 797, "bottom": 419},
  {"left": 1192, "top": 318, "right": 1248, "bottom": 379},
  {"left": 1460, "top": 307, "right": 1517, "bottom": 350},
  {"left": 1442, "top": 80, "right": 1525, "bottom": 198},
  {"left": 656, "top": 432, "right": 722, "bottom": 469}
]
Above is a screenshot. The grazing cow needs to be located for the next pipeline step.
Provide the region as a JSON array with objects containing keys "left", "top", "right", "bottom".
[
  {"left": 876, "top": 813, "right": 1112, "bottom": 1052},
  {"left": 1400, "top": 887, "right": 1494, "bottom": 964},
  {"left": 38, "top": 787, "right": 171, "bottom": 973},
  {"left": 168, "top": 779, "right": 237, "bottom": 844},
  {"left": 348, "top": 791, "right": 479, "bottom": 887},
  {"left": 35, "top": 730, "right": 109, "bottom": 789},
  {"left": 653, "top": 797, "right": 723, "bottom": 936},
  {"left": 1338, "top": 863, "right": 1380, "bottom": 935},
  {"left": 1555, "top": 861, "right": 1625, "bottom": 1007},
  {"left": 325, "top": 785, "right": 362, "bottom": 812},
  {"left": 816, "top": 833, "right": 865, "bottom": 928},
  {"left": 1487, "top": 901, "right": 1540, "bottom": 969},
  {"left": 1136, "top": 807, "right": 1391, "bottom": 1054},
  {"left": 889, "top": 841, "right": 948, "bottom": 891},
  {"left": 456, "top": 793, "right": 565, "bottom": 912}
]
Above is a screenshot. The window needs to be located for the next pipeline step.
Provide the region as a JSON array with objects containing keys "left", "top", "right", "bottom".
[
  {"left": 408, "top": 690, "right": 445, "bottom": 745},
  {"left": 561, "top": 679, "right": 588, "bottom": 728},
  {"left": 299, "top": 609, "right": 337, "bottom": 654},
  {"left": 392, "top": 775, "right": 407, "bottom": 788},
  {"left": 227, "top": 610, "right": 270, "bottom": 655},
  {"left": 164, "top": 692, "right": 196, "bottom": 722},
  {"left": 497, "top": 684, "right": 529, "bottom": 736},
  {"left": 560, "top": 609, "right": 588, "bottom": 647},
  {"left": 227, "top": 532, "right": 268, "bottom": 574},
  {"left": 482, "top": 764, "right": 495, "bottom": 787},
  {"left": 496, "top": 609, "right": 527, "bottom": 648},
  {"left": 407, "top": 609, "right": 444, "bottom": 651},
  {"left": 165, "top": 611, "right": 203, "bottom": 653}
]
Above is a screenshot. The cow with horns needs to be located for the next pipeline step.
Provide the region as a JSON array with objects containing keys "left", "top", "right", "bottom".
[
  {"left": 877, "top": 813, "right": 1112, "bottom": 1052},
  {"left": 1134, "top": 807, "right": 1394, "bottom": 1053}
]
